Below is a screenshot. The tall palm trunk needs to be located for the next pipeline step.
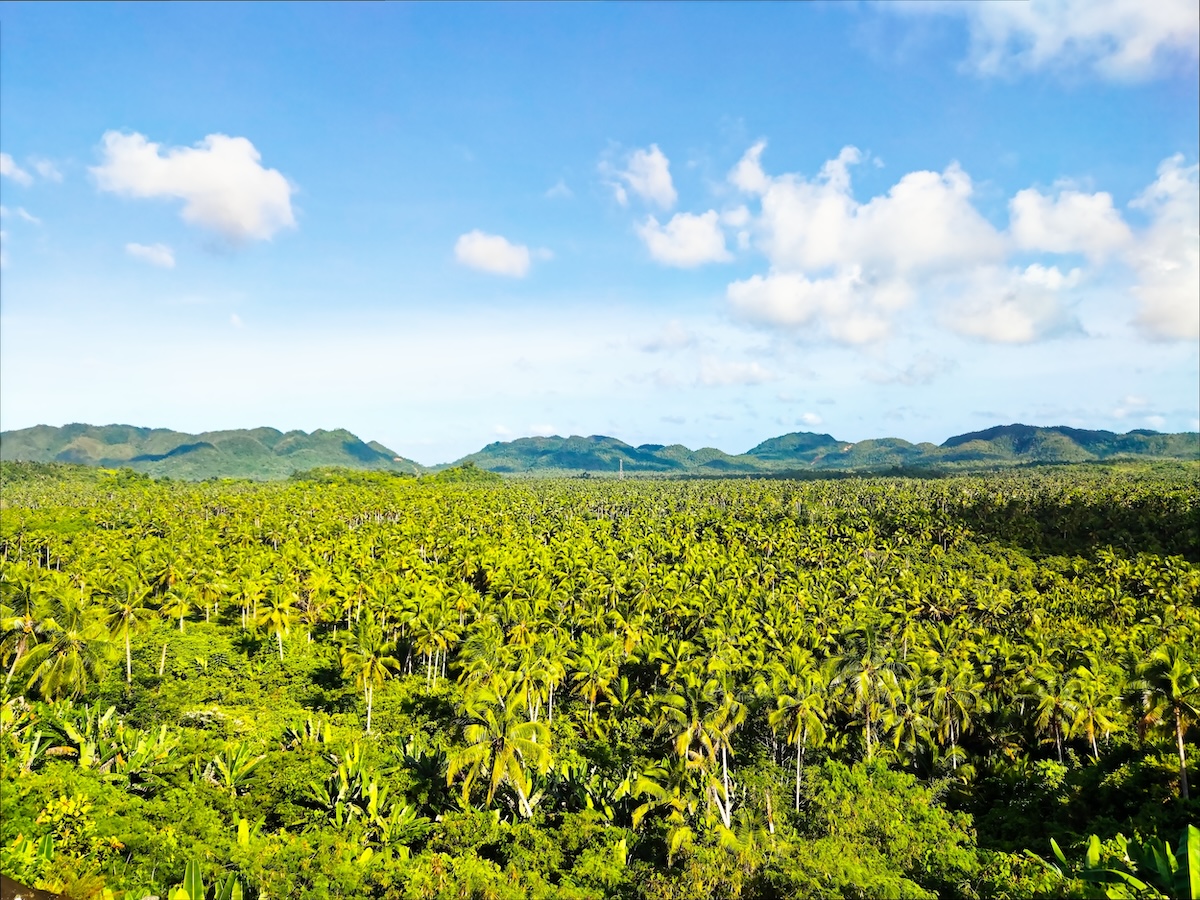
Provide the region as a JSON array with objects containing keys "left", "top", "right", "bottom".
[
  {"left": 1176, "top": 706, "right": 1190, "bottom": 800},
  {"left": 125, "top": 630, "right": 132, "bottom": 684},
  {"left": 794, "top": 736, "right": 803, "bottom": 811}
]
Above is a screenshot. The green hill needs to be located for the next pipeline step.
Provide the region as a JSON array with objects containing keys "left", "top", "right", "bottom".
[
  {"left": 451, "top": 425, "right": 1199, "bottom": 475},
  {"left": 4, "top": 422, "right": 1196, "bottom": 480},
  {"left": 0, "top": 424, "right": 424, "bottom": 480}
]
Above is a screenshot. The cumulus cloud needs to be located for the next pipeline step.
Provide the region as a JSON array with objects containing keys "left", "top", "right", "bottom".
[
  {"left": 637, "top": 210, "right": 731, "bottom": 267},
  {"left": 1010, "top": 186, "right": 1132, "bottom": 261},
  {"left": 899, "top": 0, "right": 1199, "bottom": 81},
  {"left": 1, "top": 153, "right": 32, "bottom": 186},
  {"left": 799, "top": 411, "right": 823, "bottom": 426},
  {"left": 454, "top": 230, "right": 534, "bottom": 277},
  {"left": 735, "top": 143, "right": 1004, "bottom": 276},
  {"left": 727, "top": 269, "right": 907, "bottom": 345},
  {"left": 125, "top": 242, "right": 176, "bottom": 268},
  {"left": 91, "top": 131, "right": 296, "bottom": 243},
  {"left": 698, "top": 358, "right": 776, "bottom": 387},
  {"left": 944, "top": 264, "right": 1081, "bottom": 343},
  {"left": 545, "top": 178, "right": 573, "bottom": 200},
  {"left": 1126, "top": 154, "right": 1199, "bottom": 340},
  {"left": 608, "top": 144, "right": 677, "bottom": 209}
]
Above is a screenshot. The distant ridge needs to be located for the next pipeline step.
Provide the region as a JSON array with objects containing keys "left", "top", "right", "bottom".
[
  {"left": 2, "top": 423, "right": 1196, "bottom": 480},
  {"left": 0, "top": 424, "right": 423, "bottom": 480},
  {"left": 448, "top": 424, "right": 1198, "bottom": 476}
]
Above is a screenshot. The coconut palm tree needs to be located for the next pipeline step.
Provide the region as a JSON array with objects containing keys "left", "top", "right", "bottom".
[
  {"left": 447, "top": 687, "right": 552, "bottom": 818},
  {"left": 767, "top": 655, "right": 830, "bottom": 810},
  {"left": 256, "top": 584, "right": 298, "bottom": 660},
  {"left": 103, "top": 580, "right": 155, "bottom": 683},
  {"left": 1127, "top": 644, "right": 1199, "bottom": 799},
  {"left": 340, "top": 612, "right": 399, "bottom": 735}
]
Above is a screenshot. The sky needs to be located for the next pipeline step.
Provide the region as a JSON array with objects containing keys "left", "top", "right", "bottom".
[{"left": 1, "top": 1, "right": 1197, "bottom": 466}]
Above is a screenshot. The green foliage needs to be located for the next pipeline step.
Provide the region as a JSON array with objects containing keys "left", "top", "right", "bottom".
[{"left": 1, "top": 465, "right": 1197, "bottom": 898}]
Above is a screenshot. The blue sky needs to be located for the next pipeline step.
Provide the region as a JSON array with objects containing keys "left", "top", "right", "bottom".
[{"left": 1, "top": 1, "right": 1197, "bottom": 465}]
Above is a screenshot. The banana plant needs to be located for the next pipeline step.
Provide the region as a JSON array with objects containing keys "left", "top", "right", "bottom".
[
  {"left": 206, "top": 741, "right": 266, "bottom": 797},
  {"left": 1027, "top": 825, "right": 1198, "bottom": 900}
]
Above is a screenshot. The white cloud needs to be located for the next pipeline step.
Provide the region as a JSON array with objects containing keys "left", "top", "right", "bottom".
[
  {"left": 230, "top": 313, "right": 244, "bottom": 328},
  {"left": 904, "top": 0, "right": 1200, "bottom": 81},
  {"left": 454, "top": 230, "right": 533, "bottom": 277},
  {"left": 1126, "top": 154, "right": 1199, "bottom": 341},
  {"left": 866, "top": 352, "right": 957, "bottom": 386},
  {"left": 637, "top": 210, "right": 731, "bottom": 267},
  {"left": 610, "top": 144, "right": 677, "bottom": 209},
  {"left": 529, "top": 423, "right": 557, "bottom": 436},
  {"left": 799, "top": 412, "right": 823, "bottom": 426},
  {"left": 730, "top": 141, "right": 770, "bottom": 195},
  {"left": 727, "top": 269, "right": 905, "bottom": 345},
  {"left": 698, "top": 358, "right": 776, "bottom": 387},
  {"left": 545, "top": 178, "right": 573, "bottom": 200},
  {"left": 16, "top": 207, "right": 41, "bottom": 225},
  {"left": 1010, "top": 186, "right": 1132, "bottom": 261},
  {"left": 944, "top": 264, "right": 1081, "bottom": 343},
  {"left": 1, "top": 153, "right": 32, "bottom": 186},
  {"left": 31, "top": 159, "right": 63, "bottom": 183},
  {"left": 739, "top": 146, "right": 1004, "bottom": 276},
  {"left": 125, "top": 242, "right": 176, "bottom": 268},
  {"left": 641, "top": 320, "right": 696, "bottom": 352},
  {"left": 91, "top": 131, "right": 296, "bottom": 243}
]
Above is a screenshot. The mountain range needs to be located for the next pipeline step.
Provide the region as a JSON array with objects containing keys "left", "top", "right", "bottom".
[
  {"left": 1, "top": 422, "right": 1196, "bottom": 480},
  {"left": 0, "top": 423, "right": 423, "bottom": 480}
]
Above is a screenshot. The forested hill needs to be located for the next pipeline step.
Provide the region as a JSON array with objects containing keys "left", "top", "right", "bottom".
[
  {"left": 2, "top": 422, "right": 1196, "bottom": 479},
  {"left": 451, "top": 424, "right": 1199, "bottom": 475},
  {"left": 0, "top": 423, "right": 424, "bottom": 480}
]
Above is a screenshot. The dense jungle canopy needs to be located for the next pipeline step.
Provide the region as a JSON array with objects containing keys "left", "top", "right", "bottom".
[{"left": 0, "top": 461, "right": 1197, "bottom": 899}]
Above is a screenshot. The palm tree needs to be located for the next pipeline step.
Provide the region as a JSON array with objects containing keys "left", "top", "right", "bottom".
[
  {"left": 103, "top": 580, "right": 155, "bottom": 683},
  {"left": 256, "top": 585, "right": 298, "bottom": 660},
  {"left": 18, "top": 595, "right": 112, "bottom": 700},
  {"left": 1025, "top": 664, "right": 1080, "bottom": 765},
  {"left": 340, "top": 612, "right": 399, "bottom": 735},
  {"left": 831, "top": 625, "right": 910, "bottom": 759},
  {"left": 767, "top": 655, "right": 830, "bottom": 810},
  {"left": 447, "top": 687, "right": 552, "bottom": 818},
  {"left": 1068, "top": 660, "right": 1121, "bottom": 760},
  {"left": 570, "top": 633, "right": 618, "bottom": 720},
  {"left": 1127, "top": 644, "right": 1199, "bottom": 799}
]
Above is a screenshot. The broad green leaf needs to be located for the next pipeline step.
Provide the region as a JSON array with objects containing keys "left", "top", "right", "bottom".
[{"left": 182, "top": 859, "right": 203, "bottom": 900}]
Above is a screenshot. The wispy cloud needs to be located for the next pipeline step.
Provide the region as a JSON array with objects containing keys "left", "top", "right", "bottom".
[
  {"left": 0, "top": 153, "right": 33, "bottom": 186},
  {"left": 125, "top": 242, "right": 176, "bottom": 268},
  {"left": 892, "top": 0, "right": 1199, "bottom": 81}
]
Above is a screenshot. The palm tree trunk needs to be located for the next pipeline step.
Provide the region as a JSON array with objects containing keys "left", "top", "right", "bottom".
[
  {"left": 159, "top": 641, "right": 168, "bottom": 676},
  {"left": 1176, "top": 706, "right": 1190, "bottom": 800},
  {"left": 4, "top": 646, "right": 24, "bottom": 693},
  {"left": 125, "top": 631, "right": 132, "bottom": 684},
  {"left": 366, "top": 684, "right": 373, "bottom": 735},
  {"left": 795, "top": 737, "right": 802, "bottom": 811},
  {"left": 277, "top": 629, "right": 284, "bottom": 661}
]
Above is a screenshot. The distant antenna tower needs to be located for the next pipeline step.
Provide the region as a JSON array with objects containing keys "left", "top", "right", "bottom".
[{"left": 619, "top": 459, "right": 624, "bottom": 480}]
